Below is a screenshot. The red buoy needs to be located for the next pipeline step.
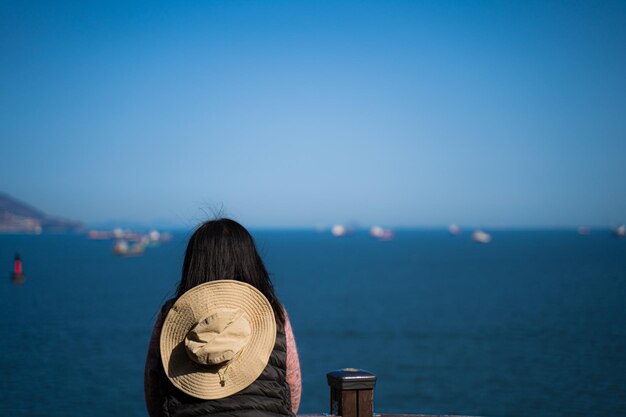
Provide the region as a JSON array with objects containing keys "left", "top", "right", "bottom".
[
  {"left": 11, "top": 253, "right": 25, "bottom": 284},
  {"left": 14, "top": 254, "right": 22, "bottom": 275}
]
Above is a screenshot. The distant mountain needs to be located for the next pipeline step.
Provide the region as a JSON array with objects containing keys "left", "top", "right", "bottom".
[{"left": 0, "top": 193, "right": 84, "bottom": 233}]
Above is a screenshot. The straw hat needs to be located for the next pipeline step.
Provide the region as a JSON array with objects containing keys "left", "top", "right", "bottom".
[{"left": 160, "top": 280, "right": 276, "bottom": 399}]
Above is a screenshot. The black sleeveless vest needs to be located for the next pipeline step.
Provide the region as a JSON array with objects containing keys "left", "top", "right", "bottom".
[{"left": 159, "top": 303, "right": 295, "bottom": 417}]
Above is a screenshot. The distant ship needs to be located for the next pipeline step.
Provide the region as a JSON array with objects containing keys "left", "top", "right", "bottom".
[
  {"left": 331, "top": 224, "right": 349, "bottom": 237},
  {"left": 113, "top": 240, "right": 145, "bottom": 256},
  {"left": 369, "top": 226, "right": 394, "bottom": 241},
  {"left": 472, "top": 230, "right": 492, "bottom": 244},
  {"left": 448, "top": 224, "right": 461, "bottom": 236},
  {"left": 577, "top": 226, "right": 591, "bottom": 235},
  {"left": 613, "top": 225, "right": 626, "bottom": 238},
  {"left": 88, "top": 230, "right": 114, "bottom": 240}
]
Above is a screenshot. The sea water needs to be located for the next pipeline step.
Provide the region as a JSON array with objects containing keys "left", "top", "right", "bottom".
[{"left": 0, "top": 230, "right": 625, "bottom": 417}]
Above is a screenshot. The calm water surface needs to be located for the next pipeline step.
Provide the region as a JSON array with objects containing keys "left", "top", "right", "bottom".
[{"left": 1, "top": 230, "right": 625, "bottom": 417}]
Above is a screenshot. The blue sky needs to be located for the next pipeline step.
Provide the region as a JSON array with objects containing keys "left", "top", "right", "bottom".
[{"left": 1, "top": 1, "right": 625, "bottom": 228}]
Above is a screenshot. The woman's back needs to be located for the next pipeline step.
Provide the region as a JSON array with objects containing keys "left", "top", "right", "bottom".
[{"left": 144, "top": 219, "right": 301, "bottom": 417}]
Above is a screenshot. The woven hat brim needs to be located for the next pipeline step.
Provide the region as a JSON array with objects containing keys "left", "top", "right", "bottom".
[{"left": 160, "top": 280, "right": 276, "bottom": 399}]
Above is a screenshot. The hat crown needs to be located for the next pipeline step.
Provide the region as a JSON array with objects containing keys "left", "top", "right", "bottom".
[
  {"left": 160, "top": 280, "right": 277, "bottom": 399},
  {"left": 184, "top": 308, "right": 252, "bottom": 366}
]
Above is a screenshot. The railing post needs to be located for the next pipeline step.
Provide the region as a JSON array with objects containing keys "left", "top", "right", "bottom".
[{"left": 327, "top": 368, "right": 377, "bottom": 417}]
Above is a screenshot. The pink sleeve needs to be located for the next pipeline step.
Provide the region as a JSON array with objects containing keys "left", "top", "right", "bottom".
[{"left": 284, "top": 309, "right": 302, "bottom": 414}]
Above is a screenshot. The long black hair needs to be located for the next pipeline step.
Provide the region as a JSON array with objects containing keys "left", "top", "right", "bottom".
[{"left": 176, "top": 218, "right": 285, "bottom": 327}]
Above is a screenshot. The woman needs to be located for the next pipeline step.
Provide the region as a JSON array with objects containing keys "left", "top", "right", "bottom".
[{"left": 144, "top": 218, "right": 301, "bottom": 417}]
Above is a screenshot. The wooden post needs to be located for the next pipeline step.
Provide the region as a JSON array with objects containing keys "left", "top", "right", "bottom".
[{"left": 327, "top": 368, "right": 377, "bottom": 417}]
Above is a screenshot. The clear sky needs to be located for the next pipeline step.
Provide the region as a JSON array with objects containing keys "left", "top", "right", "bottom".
[{"left": 1, "top": 1, "right": 625, "bottom": 228}]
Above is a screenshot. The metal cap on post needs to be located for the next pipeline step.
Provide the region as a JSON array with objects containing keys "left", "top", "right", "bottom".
[{"left": 327, "top": 368, "right": 377, "bottom": 417}]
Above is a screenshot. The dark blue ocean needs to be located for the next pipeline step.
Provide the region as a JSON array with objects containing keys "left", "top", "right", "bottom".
[{"left": 1, "top": 230, "right": 625, "bottom": 417}]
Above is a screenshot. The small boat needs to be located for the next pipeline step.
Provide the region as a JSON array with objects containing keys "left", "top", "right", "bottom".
[
  {"left": 369, "top": 226, "right": 394, "bottom": 240},
  {"left": 331, "top": 224, "right": 349, "bottom": 237},
  {"left": 113, "top": 240, "right": 145, "bottom": 256},
  {"left": 612, "top": 225, "right": 626, "bottom": 238},
  {"left": 472, "top": 230, "right": 492, "bottom": 244},
  {"left": 448, "top": 224, "right": 461, "bottom": 236}
]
